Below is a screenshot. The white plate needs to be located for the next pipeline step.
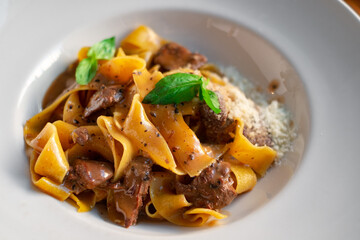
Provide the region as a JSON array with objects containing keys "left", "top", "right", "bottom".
[{"left": 0, "top": 0, "right": 359, "bottom": 239}]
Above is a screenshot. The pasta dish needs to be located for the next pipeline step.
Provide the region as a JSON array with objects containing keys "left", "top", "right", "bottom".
[{"left": 23, "top": 26, "right": 295, "bottom": 228}]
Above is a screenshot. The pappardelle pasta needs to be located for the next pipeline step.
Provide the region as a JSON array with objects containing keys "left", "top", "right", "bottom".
[{"left": 24, "top": 25, "right": 294, "bottom": 228}]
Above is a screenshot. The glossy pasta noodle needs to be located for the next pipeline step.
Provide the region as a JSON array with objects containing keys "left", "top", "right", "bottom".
[{"left": 23, "top": 25, "right": 281, "bottom": 228}]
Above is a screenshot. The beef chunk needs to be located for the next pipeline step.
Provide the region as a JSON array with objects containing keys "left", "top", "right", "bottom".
[
  {"left": 153, "top": 42, "right": 207, "bottom": 71},
  {"left": 175, "top": 161, "right": 236, "bottom": 209},
  {"left": 64, "top": 159, "right": 113, "bottom": 194},
  {"left": 71, "top": 127, "right": 90, "bottom": 146},
  {"left": 108, "top": 156, "right": 153, "bottom": 228},
  {"left": 84, "top": 85, "right": 124, "bottom": 117},
  {"left": 199, "top": 92, "right": 236, "bottom": 144},
  {"left": 243, "top": 125, "right": 273, "bottom": 147}
]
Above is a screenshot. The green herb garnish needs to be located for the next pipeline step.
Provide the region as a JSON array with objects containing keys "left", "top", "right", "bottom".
[
  {"left": 75, "top": 55, "right": 98, "bottom": 85},
  {"left": 142, "top": 73, "right": 221, "bottom": 114},
  {"left": 200, "top": 78, "right": 221, "bottom": 114},
  {"left": 87, "top": 37, "right": 116, "bottom": 60},
  {"left": 75, "top": 36, "right": 116, "bottom": 85}
]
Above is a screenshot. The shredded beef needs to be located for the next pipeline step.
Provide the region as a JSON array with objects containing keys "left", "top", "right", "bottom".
[
  {"left": 199, "top": 92, "right": 236, "bottom": 144},
  {"left": 175, "top": 161, "right": 236, "bottom": 209},
  {"left": 63, "top": 159, "right": 113, "bottom": 194},
  {"left": 71, "top": 127, "right": 90, "bottom": 146},
  {"left": 108, "top": 156, "right": 153, "bottom": 228},
  {"left": 84, "top": 85, "right": 124, "bottom": 118},
  {"left": 153, "top": 42, "right": 207, "bottom": 71}
]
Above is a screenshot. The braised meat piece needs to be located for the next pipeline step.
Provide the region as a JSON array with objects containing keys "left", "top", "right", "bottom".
[
  {"left": 108, "top": 156, "right": 153, "bottom": 228},
  {"left": 84, "top": 85, "right": 124, "bottom": 117},
  {"left": 243, "top": 125, "right": 273, "bottom": 147},
  {"left": 71, "top": 127, "right": 90, "bottom": 146},
  {"left": 199, "top": 92, "right": 236, "bottom": 144},
  {"left": 153, "top": 42, "right": 207, "bottom": 71},
  {"left": 63, "top": 159, "right": 113, "bottom": 194},
  {"left": 175, "top": 161, "right": 236, "bottom": 209}
]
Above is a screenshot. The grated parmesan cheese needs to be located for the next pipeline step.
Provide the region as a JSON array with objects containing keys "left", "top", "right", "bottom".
[
  {"left": 263, "top": 100, "right": 296, "bottom": 160},
  {"left": 209, "top": 65, "right": 296, "bottom": 162}
]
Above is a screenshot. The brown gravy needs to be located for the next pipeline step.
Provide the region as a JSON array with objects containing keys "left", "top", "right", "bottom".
[
  {"left": 42, "top": 62, "right": 77, "bottom": 108},
  {"left": 268, "top": 79, "right": 280, "bottom": 94}
]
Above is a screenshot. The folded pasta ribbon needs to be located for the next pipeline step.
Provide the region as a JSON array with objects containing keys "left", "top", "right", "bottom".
[
  {"left": 120, "top": 25, "right": 166, "bottom": 64},
  {"left": 145, "top": 104, "right": 215, "bottom": 177},
  {"left": 68, "top": 191, "right": 97, "bottom": 212},
  {"left": 115, "top": 94, "right": 184, "bottom": 175},
  {"left": 97, "top": 116, "right": 135, "bottom": 181},
  {"left": 229, "top": 164, "right": 257, "bottom": 194},
  {"left": 62, "top": 92, "right": 88, "bottom": 126},
  {"left": 52, "top": 120, "right": 76, "bottom": 151},
  {"left": 149, "top": 172, "right": 226, "bottom": 227},
  {"left": 228, "top": 119, "right": 277, "bottom": 176},
  {"left": 28, "top": 122, "right": 70, "bottom": 201},
  {"left": 28, "top": 123, "right": 105, "bottom": 212},
  {"left": 24, "top": 85, "right": 90, "bottom": 145},
  {"left": 29, "top": 123, "right": 69, "bottom": 183}
]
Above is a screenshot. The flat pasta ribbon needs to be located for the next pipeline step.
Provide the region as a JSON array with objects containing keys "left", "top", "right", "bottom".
[
  {"left": 24, "top": 84, "right": 90, "bottom": 145},
  {"left": 149, "top": 172, "right": 226, "bottom": 227},
  {"left": 145, "top": 104, "right": 215, "bottom": 177},
  {"left": 28, "top": 123, "right": 107, "bottom": 212},
  {"left": 63, "top": 92, "right": 88, "bottom": 126},
  {"left": 68, "top": 191, "right": 97, "bottom": 212},
  {"left": 30, "top": 150, "right": 97, "bottom": 212},
  {"left": 144, "top": 201, "right": 164, "bottom": 220},
  {"left": 99, "top": 56, "right": 146, "bottom": 84},
  {"left": 29, "top": 123, "right": 69, "bottom": 183},
  {"left": 120, "top": 25, "right": 166, "bottom": 59},
  {"left": 115, "top": 94, "right": 184, "bottom": 175},
  {"left": 97, "top": 116, "right": 135, "bottom": 181},
  {"left": 132, "top": 68, "right": 164, "bottom": 100},
  {"left": 228, "top": 119, "right": 277, "bottom": 176},
  {"left": 52, "top": 120, "right": 77, "bottom": 151},
  {"left": 229, "top": 164, "right": 257, "bottom": 194},
  {"left": 28, "top": 126, "right": 81, "bottom": 210},
  {"left": 29, "top": 150, "right": 71, "bottom": 201}
]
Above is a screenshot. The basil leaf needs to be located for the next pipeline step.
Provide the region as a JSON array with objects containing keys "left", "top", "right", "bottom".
[
  {"left": 143, "top": 73, "right": 203, "bottom": 104},
  {"left": 198, "top": 78, "right": 209, "bottom": 101},
  {"left": 200, "top": 81, "right": 221, "bottom": 114},
  {"left": 75, "top": 56, "right": 98, "bottom": 85},
  {"left": 87, "top": 36, "right": 115, "bottom": 60},
  {"left": 143, "top": 72, "right": 221, "bottom": 114}
]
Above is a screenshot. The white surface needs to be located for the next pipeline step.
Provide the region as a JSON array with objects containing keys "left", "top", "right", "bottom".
[{"left": 0, "top": 0, "right": 359, "bottom": 239}]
